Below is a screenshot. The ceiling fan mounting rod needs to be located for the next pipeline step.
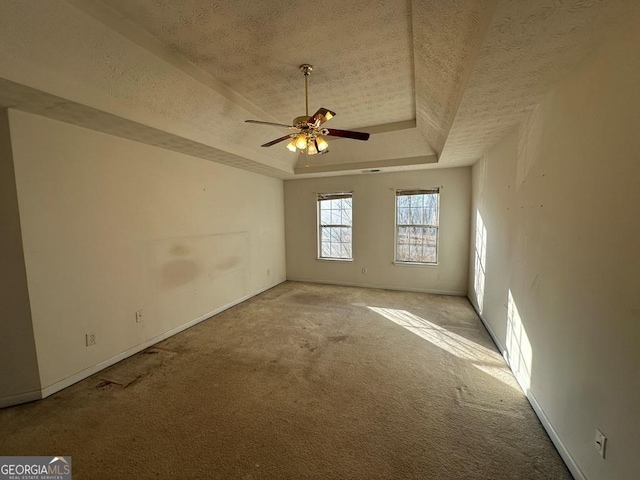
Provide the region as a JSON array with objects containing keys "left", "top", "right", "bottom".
[{"left": 300, "top": 64, "right": 313, "bottom": 117}]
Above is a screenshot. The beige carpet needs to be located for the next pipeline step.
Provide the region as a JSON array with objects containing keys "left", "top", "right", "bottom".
[{"left": 0, "top": 282, "right": 572, "bottom": 479}]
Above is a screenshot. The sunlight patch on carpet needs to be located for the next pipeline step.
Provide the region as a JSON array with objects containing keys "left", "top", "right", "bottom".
[{"left": 367, "top": 306, "right": 520, "bottom": 390}]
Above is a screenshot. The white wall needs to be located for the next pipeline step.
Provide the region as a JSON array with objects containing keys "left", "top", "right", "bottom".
[
  {"left": 0, "top": 110, "right": 41, "bottom": 407},
  {"left": 285, "top": 168, "right": 470, "bottom": 294},
  {"left": 7, "top": 110, "right": 286, "bottom": 395},
  {"left": 468, "top": 26, "right": 640, "bottom": 480}
]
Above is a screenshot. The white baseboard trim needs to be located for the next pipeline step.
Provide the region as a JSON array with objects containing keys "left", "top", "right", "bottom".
[
  {"left": 467, "top": 296, "right": 586, "bottom": 480},
  {"left": 287, "top": 277, "right": 466, "bottom": 296},
  {"left": 527, "top": 390, "right": 586, "bottom": 480},
  {"left": 36, "top": 279, "right": 286, "bottom": 402},
  {"left": 466, "top": 298, "right": 506, "bottom": 353},
  {"left": 0, "top": 389, "right": 42, "bottom": 409}
]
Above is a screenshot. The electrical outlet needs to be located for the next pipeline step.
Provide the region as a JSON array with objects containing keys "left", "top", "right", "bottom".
[
  {"left": 267, "top": 268, "right": 271, "bottom": 277},
  {"left": 595, "top": 429, "right": 607, "bottom": 458},
  {"left": 362, "top": 267, "right": 368, "bottom": 275},
  {"left": 86, "top": 333, "right": 96, "bottom": 346},
  {"left": 135, "top": 310, "right": 143, "bottom": 323}
]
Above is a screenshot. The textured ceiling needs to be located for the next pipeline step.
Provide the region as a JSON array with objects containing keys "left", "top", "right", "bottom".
[
  {"left": 1, "top": 0, "right": 639, "bottom": 178},
  {"left": 439, "top": 0, "right": 640, "bottom": 165},
  {"left": 0, "top": 0, "right": 295, "bottom": 175},
  {"left": 412, "top": 0, "right": 495, "bottom": 154},
  {"left": 101, "top": 0, "right": 415, "bottom": 130}
]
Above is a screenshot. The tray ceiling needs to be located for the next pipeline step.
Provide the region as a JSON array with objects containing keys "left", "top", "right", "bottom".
[
  {"left": 102, "top": 0, "right": 415, "bottom": 130},
  {"left": 1, "top": 0, "right": 639, "bottom": 178}
]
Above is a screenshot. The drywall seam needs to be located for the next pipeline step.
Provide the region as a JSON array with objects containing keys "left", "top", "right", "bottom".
[
  {"left": 467, "top": 296, "right": 585, "bottom": 480},
  {"left": 0, "top": 390, "right": 42, "bottom": 410},
  {"left": 288, "top": 277, "right": 466, "bottom": 296},
  {"left": 38, "top": 279, "right": 285, "bottom": 401}
]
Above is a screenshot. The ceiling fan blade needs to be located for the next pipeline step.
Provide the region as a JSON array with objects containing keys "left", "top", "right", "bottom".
[
  {"left": 246, "top": 120, "right": 296, "bottom": 129},
  {"left": 324, "top": 128, "right": 370, "bottom": 141},
  {"left": 261, "top": 134, "right": 294, "bottom": 147},
  {"left": 309, "top": 107, "right": 336, "bottom": 126}
]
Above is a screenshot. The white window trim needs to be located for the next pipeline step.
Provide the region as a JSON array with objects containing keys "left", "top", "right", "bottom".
[
  {"left": 317, "top": 192, "right": 354, "bottom": 261},
  {"left": 393, "top": 188, "right": 440, "bottom": 266}
]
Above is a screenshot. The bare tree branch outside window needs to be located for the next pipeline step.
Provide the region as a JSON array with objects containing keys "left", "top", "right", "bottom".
[
  {"left": 395, "top": 189, "right": 439, "bottom": 264},
  {"left": 318, "top": 193, "right": 352, "bottom": 260}
]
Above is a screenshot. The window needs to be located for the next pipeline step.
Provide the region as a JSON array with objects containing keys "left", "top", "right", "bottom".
[
  {"left": 318, "top": 192, "right": 353, "bottom": 260},
  {"left": 395, "top": 189, "right": 439, "bottom": 264}
]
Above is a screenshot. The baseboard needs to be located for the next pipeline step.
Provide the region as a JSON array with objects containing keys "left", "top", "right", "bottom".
[
  {"left": 467, "top": 295, "right": 586, "bottom": 480},
  {"left": 466, "top": 298, "right": 506, "bottom": 353},
  {"left": 287, "top": 277, "right": 466, "bottom": 296},
  {"left": 0, "top": 389, "right": 42, "bottom": 409},
  {"left": 527, "top": 391, "right": 586, "bottom": 480},
  {"left": 36, "top": 279, "right": 286, "bottom": 402}
]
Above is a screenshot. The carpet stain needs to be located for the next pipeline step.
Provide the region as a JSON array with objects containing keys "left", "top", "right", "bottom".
[
  {"left": 300, "top": 340, "right": 318, "bottom": 352},
  {"left": 94, "top": 380, "right": 118, "bottom": 390},
  {"left": 96, "top": 348, "right": 177, "bottom": 387},
  {"left": 290, "top": 292, "right": 327, "bottom": 304},
  {"left": 327, "top": 335, "right": 349, "bottom": 343}
]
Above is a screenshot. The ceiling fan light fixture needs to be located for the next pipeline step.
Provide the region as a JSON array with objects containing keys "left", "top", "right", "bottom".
[
  {"left": 245, "top": 65, "right": 370, "bottom": 154},
  {"left": 286, "top": 139, "right": 298, "bottom": 152},
  {"left": 295, "top": 134, "right": 308, "bottom": 150},
  {"left": 316, "top": 135, "right": 329, "bottom": 151},
  {"left": 307, "top": 140, "right": 318, "bottom": 155}
]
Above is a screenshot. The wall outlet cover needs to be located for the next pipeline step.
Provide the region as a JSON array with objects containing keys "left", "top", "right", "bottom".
[
  {"left": 595, "top": 429, "right": 607, "bottom": 458},
  {"left": 86, "top": 333, "right": 96, "bottom": 346}
]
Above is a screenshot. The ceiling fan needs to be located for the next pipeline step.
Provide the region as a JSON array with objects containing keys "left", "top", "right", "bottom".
[{"left": 245, "top": 64, "right": 370, "bottom": 155}]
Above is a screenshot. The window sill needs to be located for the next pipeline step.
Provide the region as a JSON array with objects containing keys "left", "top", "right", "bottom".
[
  {"left": 317, "top": 258, "right": 353, "bottom": 263},
  {"left": 393, "top": 261, "right": 438, "bottom": 268}
]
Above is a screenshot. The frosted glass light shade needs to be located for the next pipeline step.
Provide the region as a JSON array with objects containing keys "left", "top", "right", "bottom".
[
  {"left": 307, "top": 141, "right": 318, "bottom": 155},
  {"left": 316, "top": 135, "right": 329, "bottom": 151},
  {"left": 295, "top": 134, "right": 308, "bottom": 150}
]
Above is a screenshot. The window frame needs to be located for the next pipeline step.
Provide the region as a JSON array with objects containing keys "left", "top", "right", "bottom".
[
  {"left": 317, "top": 192, "right": 354, "bottom": 262},
  {"left": 394, "top": 188, "right": 440, "bottom": 266}
]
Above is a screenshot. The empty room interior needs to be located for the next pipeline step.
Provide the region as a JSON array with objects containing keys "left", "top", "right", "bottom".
[{"left": 1, "top": 1, "right": 639, "bottom": 479}]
